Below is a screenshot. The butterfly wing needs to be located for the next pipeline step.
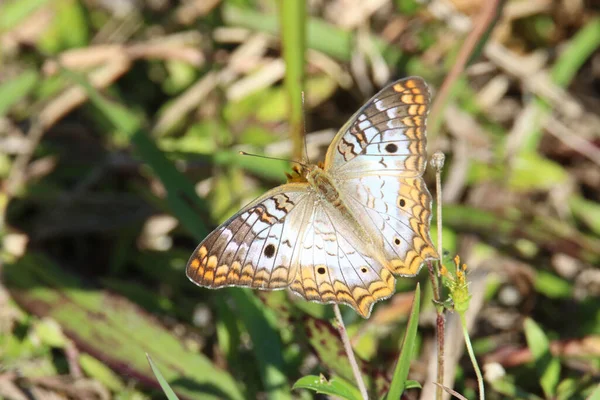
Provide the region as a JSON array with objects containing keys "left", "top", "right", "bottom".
[
  {"left": 324, "top": 77, "right": 438, "bottom": 275},
  {"left": 343, "top": 175, "right": 438, "bottom": 275},
  {"left": 187, "top": 182, "right": 394, "bottom": 318},
  {"left": 324, "top": 77, "right": 430, "bottom": 178},
  {"left": 186, "top": 184, "right": 313, "bottom": 290},
  {"left": 289, "top": 202, "right": 395, "bottom": 318}
]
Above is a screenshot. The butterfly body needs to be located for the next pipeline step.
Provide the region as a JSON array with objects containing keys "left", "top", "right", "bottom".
[
  {"left": 187, "top": 77, "right": 438, "bottom": 318},
  {"left": 305, "top": 165, "right": 376, "bottom": 249}
]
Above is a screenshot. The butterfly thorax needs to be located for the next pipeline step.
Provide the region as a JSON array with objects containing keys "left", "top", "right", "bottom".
[{"left": 306, "top": 165, "right": 342, "bottom": 206}]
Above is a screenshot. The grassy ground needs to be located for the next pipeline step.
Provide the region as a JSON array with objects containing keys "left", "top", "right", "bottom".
[{"left": 1, "top": 0, "right": 599, "bottom": 399}]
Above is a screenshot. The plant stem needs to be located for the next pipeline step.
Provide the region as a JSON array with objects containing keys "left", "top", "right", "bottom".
[
  {"left": 435, "top": 152, "right": 444, "bottom": 263},
  {"left": 279, "top": 0, "right": 306, "bottom": 162},
  {"left": 429, "top": 151, "right": 446, "bottom": 400},
  {"left": 333, "top": 304, "right": 369, "bottom": 400},
  {"left": 460, "top": 313, "right": 485, "bottom": 400},
  {"left": 427, "top": 260, "right": 445, "bottom": 400}
]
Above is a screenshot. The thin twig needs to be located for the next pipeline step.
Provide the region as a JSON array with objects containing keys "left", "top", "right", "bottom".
[
  {"left": 428, "top": 0, "right": 503, "bottom": 134},
  {"left": 333, "top": 304, "right": 369, "bottom": 400}
]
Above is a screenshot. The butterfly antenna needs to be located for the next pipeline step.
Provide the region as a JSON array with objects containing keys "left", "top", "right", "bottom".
[
  {"left": 301, "top": 91, "right": 311, "bottom": 164},
  {"left": 238, "top": 151, "right": 308, "bottom": 168}
]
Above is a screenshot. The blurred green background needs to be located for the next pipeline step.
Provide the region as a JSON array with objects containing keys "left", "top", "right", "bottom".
[{"left": 1, "top": 0, "right": 599, "bottom": 399}]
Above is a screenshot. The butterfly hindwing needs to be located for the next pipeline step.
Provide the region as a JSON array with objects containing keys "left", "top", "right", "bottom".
[
  {"left": 324, "top": 77, "right": 430, "bottom": 178},
  {"left": 343, "top": 175, "right": 438, "bottom": 276},
  {"left": 186, "top": 185, "right": 311, "bottom": 290},
  {"left": 288, "top": 204, "right": 395, "bottom": 318}
]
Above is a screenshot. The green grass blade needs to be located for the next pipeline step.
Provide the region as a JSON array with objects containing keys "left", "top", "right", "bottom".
[
  {"left": 524, "top": 318, "right": 561, "bottom": 398},
  {"left": 279, "top": 0, "right": 306, "bottom": 161},
  {"left": 293, "top": 375, "right": 362, "bottom": 400},
  {"left": 386, "top": 283, "right": 421, "bottom": 399},
  {"left": 147, "top": 354, "right": 180, "bottom": 400},
  {"left": 551, "top": 18, "right": 600, "bottom": 86}
]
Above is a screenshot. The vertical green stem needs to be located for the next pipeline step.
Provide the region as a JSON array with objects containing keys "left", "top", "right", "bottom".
[
  {"left": 279, "top": 0, "right": 306, "bottom": 161},
  {"left": 333, "top": 305, "right": 369, "bottom": 400},
  {"left": 430, "top": 151, "right": 446, "bottom": 400},
  {"left": 460, "top": 313, "right": 485, "bottom": 400}
]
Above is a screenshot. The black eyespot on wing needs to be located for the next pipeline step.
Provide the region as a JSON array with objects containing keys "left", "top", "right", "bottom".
[
  {"left": 385, "top": 143, "right": 398, "bottom": 153},
  {"left": 399, "top": 198, "right": 406, "bottom": 207},
  {"left": 264, "top": 244, "right": 276, "bottom": 258},
  {"left": 361, "top": 267, "right": 368, "bottom": 273},
  {"left": 317, "top": 266, "right": 326, "bottom": 275},
  {"left": 394, "top": 237, "right": 401, "bottom": 245}
]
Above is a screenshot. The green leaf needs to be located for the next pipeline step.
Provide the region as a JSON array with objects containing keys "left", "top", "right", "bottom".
[
  {"left": 147, "top": 354, "right": 180, "bottom": 400},
  {"left": 405, "top": 380, "right": 422, "bottom": 389},
  {"left": 509, "top": 152, "right": 568, "bottom": 191},
  {"left": 55, "top": 0, "right": 89, "bottom": 48},
  {"left": 523, "top": 318, "right": 561, "bottom": 398},
  {"left": 159, "top": 120, "right": 221, "bottom": 154},
  {"left": 534, "top": 271, "right": 573, "bottom": 299},
  {"left": 570, "top": 195, "right": 600, "bottom": 236},
  {"left": 33, "top": 318, "right": 67, "bottom": 348},
  {"left": 386, "top": 283, "right": 421, "bottom": 399},
  {"left": 586, "top": 384, "right": 600, "bottom": 400},
  {"left": 79, "top": 353, "right": 125, "bottom": 392},
  {"left": 0, "top": 69, "right": 39, "bottom": 116},
  {"left": 293, "top": 375, "right": 362, "bottom": 400},
  {"left": 0, "top": 0, "right": 49, "bottom": 31},
  {"left": 395, "top": 0, "right": 421, "bottom": 15},
  {"left": 555, "top": 377, "right": 578, "bottom": 400}
]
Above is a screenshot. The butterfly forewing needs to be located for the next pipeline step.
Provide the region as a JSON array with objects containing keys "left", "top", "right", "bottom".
[
  {"left": 186, "top": 185, "right": 312, "bottom": 290},
  {"left": 324, "top": 77, "right": 430, "bottom": 178}
]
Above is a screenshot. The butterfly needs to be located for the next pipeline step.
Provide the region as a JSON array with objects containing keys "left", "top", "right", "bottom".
[{"left": 186, "top": 77, "right": 438, "bottom": 318}]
